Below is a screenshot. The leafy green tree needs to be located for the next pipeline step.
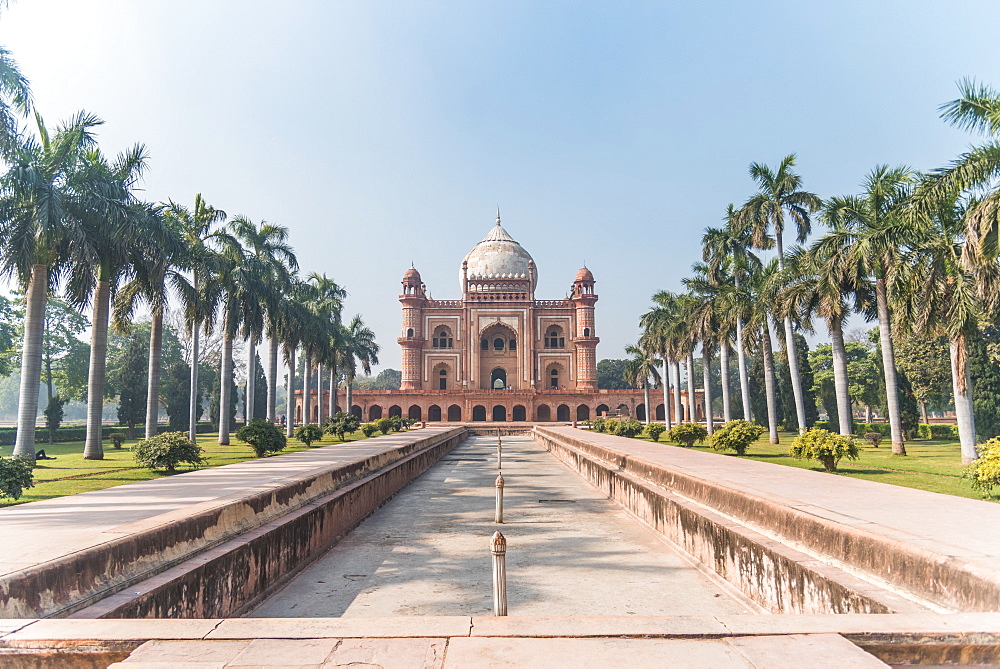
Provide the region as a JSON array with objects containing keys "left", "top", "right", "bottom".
[
  {"left": 252, "top": 352, "right": 267, "bottom": 420},
  {"left": 0, "top": 457, "right": 33, "bottom": 500},
  {"left": 161, "top": 360, "right": 199, "bottom": 431},
  {"left": 596, "top": 359, "right": 629, "bottom": 389},
  {"left": 235, "top": 418, "right": 286, "bottom": 457},
  {"left": 324, "top": 411, "right": 360, "bottom": 441},
  {"left": 132, "top": 432, "right": 205, "bottom": 472},
  {"left": 790, "top": 428, "right": 859, "bottom": 473},
  {"left": 208, "top": 365, "right": 237, "bottom": 431},
  {"left": 353, "top": 369, "right": 402, "bottom": 390},
  {"left": 893, "top": 334, "right": 951, "bottom": 424},
  {"left": 294, "top": 424, "right": 323, "bottom": 447},
  {"left": 710, "top": 419, "right": 765, "bottom": 456},
  {"left": 109, "top": 333, "right": 148, "bottom": 438},
  {"left": 42, "top": 395, "right": 66, "bottom": 444},
  {"left": 0, "top": 294, "right": 17, "bottom": 378},
  {"left": 969, "top": 328, "right": 1000, "bottom": 441}
]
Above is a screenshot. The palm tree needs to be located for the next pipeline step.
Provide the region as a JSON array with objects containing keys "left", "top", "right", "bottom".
[
  {"left": 341, "top": 315, "right": 379, "bottom": 415},
  {"left": 743, "top": 260, "right": 783, "bottom": 444},
  {"left": 306, "top": 273, "right": 346, "bottom": 422},
  {"left": 0, "top": 112, "right": 100, "bottom": 460},
  {"left": 737, "top": 155, "right": 822, "bottom": 434},
  {"left": 229, "top": 216, "right": 298, "bottom": 426},
  {"left": 112, "top": 206, "right": 188, "bottom": 438},
  {"left": 639, "top": 290, "right": 679, "bottom": 428},
  {"left": 625, "top": 342, "right": 661, "bottom": 424},
  {"left": 165, "top": 195, "right": 227, "bottom": 441},
  {"left": 0, "top": 44, "right": 31, "bottom": 155},
  {"left": 64, "top": 144, "right": 153, "bottom": 459},
  {"left": 894, "top": 196, "right": 997, "bottom": 462},
  {"left": 819, "top": 166, "right": 917, "bottom": 454}
]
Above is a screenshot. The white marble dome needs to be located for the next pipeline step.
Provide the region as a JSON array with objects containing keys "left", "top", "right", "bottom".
[{"left": 461, "top": 217, "right": 534, "bottom": 289}]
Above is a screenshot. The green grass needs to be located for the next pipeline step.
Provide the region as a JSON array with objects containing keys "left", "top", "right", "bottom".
[
  {"left": 0, "top": 428, "right": 376, "bottom": 507},
  {"left": 634, "top": 431, "right": 989, "bottom": 502}
]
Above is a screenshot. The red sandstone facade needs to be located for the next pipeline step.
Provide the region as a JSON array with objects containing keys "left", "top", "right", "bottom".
[{"left": 297, "top": 215, "right": 704, "bottom": 424}]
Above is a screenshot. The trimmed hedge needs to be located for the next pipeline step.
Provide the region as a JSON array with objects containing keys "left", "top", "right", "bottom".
[
  {"left": 0, "top": 422, "right": 215, "bottom": 446},
  {"left": 788, "top": 420, "right": 959, "bottom": 441}
]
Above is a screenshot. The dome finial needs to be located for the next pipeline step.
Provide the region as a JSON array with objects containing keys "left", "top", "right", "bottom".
[{"left": 496, "top": 206, "right": 501, "bottom": 225}]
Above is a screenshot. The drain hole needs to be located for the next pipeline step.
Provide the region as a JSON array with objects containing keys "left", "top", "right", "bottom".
[{"left": 538, "top": 499, "right": 576, "bottom": 504}]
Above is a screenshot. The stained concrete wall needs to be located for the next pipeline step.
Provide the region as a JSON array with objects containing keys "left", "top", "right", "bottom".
[
  {"left": 533, "top": 427, "right": 931, "bottom": 615},
  {"left": 1, "top": 427, "right": 465, "bottom": 620}
]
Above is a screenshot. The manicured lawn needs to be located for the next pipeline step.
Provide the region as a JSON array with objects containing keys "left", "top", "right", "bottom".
[
  {"left": 634, "top": 431, "right": 989, "bottom": 502},
  {"left": 0, "top": 429, "right": 376, "bottom": 507}
]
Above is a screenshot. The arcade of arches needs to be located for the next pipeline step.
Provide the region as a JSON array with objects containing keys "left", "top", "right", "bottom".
[{"left": 293, "top": 215, "right": 706, "bottom": 424}]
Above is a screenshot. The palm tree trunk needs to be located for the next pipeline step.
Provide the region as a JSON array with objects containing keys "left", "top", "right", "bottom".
[
  {"left": 702, "top": 345, "right": 713, "bottom": 435},
  {"left": 950, "top": 333, "right": 977, "bottom": 464},
  {"left": 829, "top": 317, "right": 854, "bottom": 436},
  {"left": 267, "top": 335, "right": 279, "bottom": 423},
  {"left": 84, "top": 277, "right": 111, "bottom": 460},
  {"left": 317, "top": 362, "right": 326, "bottom": 427},
  {"left": 218, "top": 321, "right": 234, "bottom": 445},
  {"left": 642, "top": 381, "right": 650, "bottom": 425},
  {"left": 245, "top": 339, "right": 255, "bottom": 424},
  {"left": 13, "top": 264, "right": 48, "bottom": 460},
  {"left": 720, "top": 339, "right": 731, "bottom": 423},
  {"left": 782, "top": 316, "right": 808, "bottom": 433},
  {"left": 672, "top": 360, "right": 683, "bottom": 426},
  {"left": 875, "top": 277, "right": 906, "bottom": 455},
  {"left": 761, "top": 322, "right": 780, "bottom": 445},
  {"left": 865, "top": 405, "right": 872, "bottom": 423},
  {"left": 329, "top": 362, "right": 337, "bottom": 417},
  {"left": 285, "top": 344, "right": 295, "bottom": 437},
  {"left": 346, "top": 376, "right": 353, "bottom": 420},
  {"left": 687, "top": 352, "right": 696, "bottom": 422},
  {"left": 920, "top": 401, "right": 929, "bottom": 426},
  {"left": 661, "top": 359, "right": 671, "bottom": 428},
  {"left": 188, "top": 324, "right": 200, "bottom": 442},
  {"left": 303, "top": 352, "right": 313, "bottom": 425},
  {"left": 144, "top": 306, "right": 164, "bottom": 439}
]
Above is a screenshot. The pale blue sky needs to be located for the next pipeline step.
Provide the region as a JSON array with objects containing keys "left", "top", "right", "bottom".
[{"left": 4, "top": 1, "right": 1000, "bottom": 369}]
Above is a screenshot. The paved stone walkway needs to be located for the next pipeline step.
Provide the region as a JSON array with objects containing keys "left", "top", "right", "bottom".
[
  {"left": 249, "top": 436, "right": 752, "bottom": 617},
  {"left": 0, "top": 427, "right": 459, "bottom": 577}
]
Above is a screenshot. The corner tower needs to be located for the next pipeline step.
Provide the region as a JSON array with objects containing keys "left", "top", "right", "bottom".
[
  {"left": 571, "top": 266, "right": 599, "bottom": 392},
  {"left": 398, "top": 266, "right": 426, "bottom": 390}
]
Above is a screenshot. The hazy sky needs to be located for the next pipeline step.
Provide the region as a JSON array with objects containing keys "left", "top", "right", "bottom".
[{"left": 4, "top": 1, "right": 1000, "bottom": 370}]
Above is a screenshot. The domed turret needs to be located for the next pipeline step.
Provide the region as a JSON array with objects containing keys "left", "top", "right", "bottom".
[
  {"left": 460, "top": 211, "right": 535, "bottom": 293},
  {"left": 575, "top": 266, "right": 594, "bottom": 283}
]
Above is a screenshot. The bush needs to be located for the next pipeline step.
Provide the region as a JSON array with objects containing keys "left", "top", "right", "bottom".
[
  {"left": 964, "top": 438, "right": 1000, "bottom": 497},
  {"left": 0, "top": 423, "right": 216, "bottom": 447},
  {"left": 590, "top": 417, "right": 607, "bottom": 433},
  {"left": 375, "top": 418, "right": 393, "bottom": 435},
  {"left": 604, "top": 418, "right": 643, "bottom": 438},
  {"left": 388, "top": 415, "right": 403, "bottom": 432},
  {"left": 790, "top": 428, "right": 859, "bottom": 473},
  {"left": 401, "top": 417, "right": 416, "bottom": 430},
  {"left": 855, "top": 422, "right": 893, "bottom": 439},
  {"left": 645, "top": 423, "right": 666, "bottom": 442},
  {"left": 710, "top": 419, "right": 765, "bottom": 456},
  {"left": 917, "top": 424, "right": 960, "bottom": 440},
  {"left": 132, "top": 432, "right": 205, "bottom": 473},
  {"left": 294, "top": 424, "right": 324, "bottom": 447},
  {"left": 0, "top": 457, "right": 34, "bottom": 500},
  {"left": 667, "top": 422, "right": 708, "bottom": 448},
  {"left": 863, "top": 432, "right": 882, "bottom": 448},
  {"left": 111, "top": 433, "right": 126, "bottom": 449},
  {"left": 360, "top": 423, "right": 378, "bottom": 438},
  {"left": 324, "top": 412, "right": 361, "bottom": 441},
  {"left": 235, "top": 419, "right": 287, "bottom": 457}
]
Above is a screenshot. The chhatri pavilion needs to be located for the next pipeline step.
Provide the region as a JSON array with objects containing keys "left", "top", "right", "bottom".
[{"left": 297, "top": 213, "right": 704, "bottom": 424}]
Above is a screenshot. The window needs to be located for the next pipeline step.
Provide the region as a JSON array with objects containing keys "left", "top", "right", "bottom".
[
  {"left": 481, "top": 338, "right": 488, "bottom": 350},
  {"left": 439, "top": 368, "right": 447, "bottom": 390},
  {"left": 583, "top": 327, "right": 591, "bottom": 337},
  {"left": 550, "top": 368, "right": 559, "bottom": 389},
  {"left": 432, "top": 328, "right": 453, "bottom": 349},
  {"left": 509, "top": 339, "right": 516, "bottom": 351},
  {"left": 493, "top": 337, "right": 505, "bottom": 351},
  {"left": 546, "top": 329, "right": 565, "bottom": 349},
  {"left": 406, "top": 327, "right": 414, "bottom": 338}
]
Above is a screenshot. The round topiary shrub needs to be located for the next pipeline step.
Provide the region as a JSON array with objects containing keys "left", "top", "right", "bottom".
[
  {"left": 790, "top": 428, "right": 859, "bottom": 473},
  {"left": 235, "top": 418, "right": 287, "bottom": 458},
  {"left": 964, "top": 437, "right": 1000, "bottom": 497},
  {"left": 375, "top": 418, "right": 393, "bottom": 435},
  {"left": 646, "top": 423, "right": 666, "bottom": 442},
  {"left": 0, "top": 456, "right": 34, "bottom": 500},
  {"left": 667, "top": 422, "right": 708, "bottom": 448},
  {"left": 863, "top": 432, "right": 882, "bottom": 448},
  {"left": 710, "top": 419, "right": 766, "bottom": 456},
  {"left": 295, "top": 424, "right": 324, "bottom": 447},
  {"left": 132, "top": 432, "right": 205, "bottom": 473}
]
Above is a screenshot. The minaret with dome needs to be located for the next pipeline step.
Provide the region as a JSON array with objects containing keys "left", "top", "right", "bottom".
[{"left": 297, "top": 211, "right": 702, "bottom": 424}]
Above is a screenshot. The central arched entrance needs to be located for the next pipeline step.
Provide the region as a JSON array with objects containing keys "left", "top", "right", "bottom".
[
  {"left": 492, "top": 405, "right": 507, "bottom": 421},
  {"left": 491, "top": 367, "right": 507, "bottom": 389}
]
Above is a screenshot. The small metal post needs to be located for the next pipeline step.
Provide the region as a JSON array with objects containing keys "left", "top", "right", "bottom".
[
  {"left": 491, "top": 530, "right": 507, "bottom": 616},
  {"left": 495, "top": 473, "right": 504, "bottom": 523},
  {"left": 497, "top": 434, "right": 502, "bottom": 469}
]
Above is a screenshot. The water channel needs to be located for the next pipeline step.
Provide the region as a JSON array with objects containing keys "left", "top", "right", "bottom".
[{"left": 249, "top": 435, "right": 755, "bottom": 618}]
